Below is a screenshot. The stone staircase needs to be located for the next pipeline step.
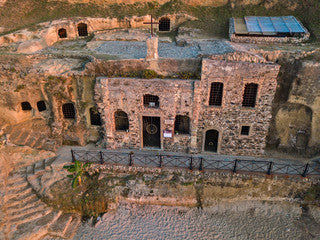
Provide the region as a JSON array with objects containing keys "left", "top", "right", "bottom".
[
  {"left": 1, "top": 158, "right": 81, "bottom": 240},
  {"left": 4, "top": 119, "right": 58, "bottom": 151}
]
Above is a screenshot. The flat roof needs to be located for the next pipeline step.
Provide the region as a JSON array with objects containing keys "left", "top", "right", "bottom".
[{"left": 233, "top": 16, "right": 307, "bottom": 35}]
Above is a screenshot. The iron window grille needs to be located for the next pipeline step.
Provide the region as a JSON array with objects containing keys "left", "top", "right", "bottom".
[
  {"left": 58, "top": 28, "right": 67, "bottom": 38},
  {"left": 77, "top": 23, "right": 88, "bottom": 37},
  {"left": 21, "top": 102, "right": 32, "bottom": 111},
  {"left": 159, "top": 17, "right": 170, "bottom": 31},
  {"left": 209, "top": 82, "right": 223, "bottom": 106},
  {"left": 90, "top": 107, "right": 102, "bottom": 126},
  {"left": 62, "top": 103, "right": 76, "bottom": 119},
  {"left": 174, "top": 115, "right": 190, "bottom": 134},
  {"left": 242, "top": 83, "right": 258, "bottom": 107},
  {"left": 143, "top": 95, "right": 159, "bottom": 108},
  {"left": 115, "top": 110, "right": 129, "bottom": 131},
  {"left": 241, "top": 126, "right": 250, "bottom": 136},
  {"left": 37, "top": 101, "right": 46, "bottom": 112}
]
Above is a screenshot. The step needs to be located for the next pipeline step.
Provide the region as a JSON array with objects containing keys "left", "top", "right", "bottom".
[
  {"left": 8, "top": 203, "right": 47, "bottom": 219},
  {"left": 7, "top": 197, "right": 41, "bottom": 212},
  {"left": 6, "top": 188, "right": 35, "bottom": 202},
  {"left": 9, "top": 208, "right": 52, "bottom": 227},
  {"left": 33, "top": 137, "right": 46, "bottom": 149},
  {"left": 6, "top": 186, "right": 32, "bottom": 199},
  {"left": 6, "top": 179, "right": 28, "bottom": 192},
  {"left": 7, "top": 200, "right": 46, "bottom": 216},
  {"left": 25, "top": 136, "right": 38, "bottom": 148},
  {"left": 63, "top": 214, "right": 81, "bottom": 239},
  {"left": 14, "top": 131, "right": 30, "bottom": 146},
  {"left": 11, "top": 210, "right": 62, "bottom": 240},
  {"left": 48, "top": 213, "right": 73, "bottom": 237},
  {"left": 6, "top": 193, "right": 38, "bottom": 208},
  {"left": 8, "top": 130, "right": 24, "bottom": 143},
  {"left": 7, "top": 175, "right": 26, "bottom": 185}
]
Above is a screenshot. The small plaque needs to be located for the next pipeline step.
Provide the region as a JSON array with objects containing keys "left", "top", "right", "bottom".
[
  {"left": 163, "top": 130, "right": 172, "bottom": 138},
  {"left": 164, "top": 119, "right": 174, "bottom": 125}
]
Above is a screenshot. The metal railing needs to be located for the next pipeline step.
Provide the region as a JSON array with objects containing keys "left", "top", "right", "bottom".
[{"left": 71, "top": 149, "right": 320, "bottom": 178}]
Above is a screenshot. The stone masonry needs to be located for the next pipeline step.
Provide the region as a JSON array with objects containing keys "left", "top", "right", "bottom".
[{"left": 95, "top": 59, "right": 280, "bottom": 156}]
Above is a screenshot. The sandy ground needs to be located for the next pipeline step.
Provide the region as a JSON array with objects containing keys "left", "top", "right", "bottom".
[{"left": 74, "top": 201, "right": 320, "bottom": 240}]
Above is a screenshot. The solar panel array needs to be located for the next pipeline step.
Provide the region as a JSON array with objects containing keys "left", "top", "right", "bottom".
[{"left": 242, "top": 16, "right": 306, "bottom": 35}]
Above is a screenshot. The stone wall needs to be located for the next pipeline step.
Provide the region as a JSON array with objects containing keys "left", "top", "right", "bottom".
[{"left": 95, "top": 59, "right": 280, "bottom": 156}]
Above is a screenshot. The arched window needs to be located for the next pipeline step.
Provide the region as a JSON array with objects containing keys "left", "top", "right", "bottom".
[
  {"left": 204, "top": 129, "right": 219, "bottom": 152},
  {"left": 143, "top": 94, "right": 159, "bottom": 108},
  {"left": 209, "top": 82, "right": 223, "bottom": 106},
  {"left": 62, "top": 103, "right": 76, "bottom": 119},
  {"left": 37, "top": 101, "right": 46, "bottom": 112},
  {"left": 77, "top": 23, "right": 88, "bottom": 37},
  {"left": 21, "top": 102, "right": 32, "bottom": 111},
  {"left": 114, "top": 110, "right": 129, "bottom": 131},
  {"left": 58, "top": 28, "right": 67, "bottom": 38},
  {"left": 242, "top": 83, "right": 258, "bottom": 107},
  {"left": 175, "top": 115, "right": 190, "bottom": 134},
  {"left": 159, "top": 17, "right": 170, "bottom": 31},
  {"left": 90, "top": 107, "right": 102, "bottom": 126}
]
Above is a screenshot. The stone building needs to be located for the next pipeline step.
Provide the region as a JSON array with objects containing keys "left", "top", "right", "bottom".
[{"left": 95, "top": 58, "right": 280, "bottom": 156}]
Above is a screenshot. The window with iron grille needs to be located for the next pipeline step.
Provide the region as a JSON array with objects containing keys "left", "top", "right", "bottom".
[
  {"left": 58, "top": 28, "right": 67, "bottom": 38},
  {"left": 175, "top": 115, "right": 190, "bottom": 134},
  {"left": 241, "top": 126, "right": 250, "bottom": 136},
  {"left": 242, "top": 83, "right": 258, "bottom": 107},
  {"left": 143, "top": 95, "right": 159, "bottom": 108},
  {"left": 159, "top": 17, "right": 170, "bottom": 31},
  {"left": 37, "top": 101, "right": 46, "bottom": 112},
  {"left": 62, "top": 103, "right": 76, "bottom": 119},
  {"left": 21, "top": 102, "right": 32, "bottom": 111},
  {"left": 77, "top": 23, "right": 88, "bottom": 37},
  {"left": 209, "top": 82, "right": 223, "bottom": 106},
  {"left": 90, "top": 107, "right": 102, "bottom": 126},
  {"left": 115, "top": 110, "right": 129, "bottom": 131}
]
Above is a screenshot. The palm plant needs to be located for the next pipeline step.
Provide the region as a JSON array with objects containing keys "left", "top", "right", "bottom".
[{"left": 63, "top": 160, "right": 91, "bottom": 189}]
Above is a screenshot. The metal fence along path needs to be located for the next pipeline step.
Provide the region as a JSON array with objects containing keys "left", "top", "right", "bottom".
[{"left": 71, "top": 149, "right": 320, "bottom": 178}]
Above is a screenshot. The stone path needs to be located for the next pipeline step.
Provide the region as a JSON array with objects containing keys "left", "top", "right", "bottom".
[{"left": 0, "top": 157, "right": 80, "bottom": 240}]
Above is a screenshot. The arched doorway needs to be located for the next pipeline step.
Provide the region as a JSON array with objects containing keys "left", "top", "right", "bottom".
[
  {"left": 77, "top": 23, "right": 88, "bottom": 37},
  {"left": 159, "top": 17, "right": 170, "bottom": 31},
  {"left": 204, "top": 129, "right": 219, "bottom": 152}
]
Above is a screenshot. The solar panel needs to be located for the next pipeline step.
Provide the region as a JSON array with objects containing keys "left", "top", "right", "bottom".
[
  {"left": 257, "top": 17, "right": 276, "bottom": 35},
  {"left": 282, "top": 16, "right": 306, "bottom": 33},
  {"left": 270, "top": 17, "right": 290, "bottom": 33},
  {"left": 245, "top": 16, "right": 262, "bottom": 35}
]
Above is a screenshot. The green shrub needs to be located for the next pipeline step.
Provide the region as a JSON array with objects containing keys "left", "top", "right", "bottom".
[{"left": 142, "top": 69, "right": 158, "bottom": 79}]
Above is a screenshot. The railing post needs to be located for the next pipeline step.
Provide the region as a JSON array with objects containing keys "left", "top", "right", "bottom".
[
  {"left": 233, "top": 159, "right": 238, "bottom": 173},
  {"left": 199, "top": 157, "right": 203, "bottom": 171},
  {"left": 159, "top": 154, "right": 163, "bottom": 168},
  {"left": 99, "top": 151, "right": 104, "bottom": 164},
  {"left": 302, "top": 163, "right": 310, "bottom": 177},
  {"left": 189, "top": 156, "right": 193, "bottom": 171},
  {"left": 71, "top": 150, "right": 75, "bottom": 163},
  {"left": 129, "top": 152, "right": 133, "bottom": 167},
  {"left": 267, "top": 161, "right": 273, "bottom": 175}
]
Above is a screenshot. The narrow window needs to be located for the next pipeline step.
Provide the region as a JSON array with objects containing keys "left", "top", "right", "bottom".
[
  {"left": 241, "top": 126, "right": 250, "bottom": 136},
  {"left": 174, "top": 115, "right": 190, "bottom": 134},
  {"left": 62, "top": 103, "right": 75, "bottom": 119},
  {"left": 21, "top": 102, "right": 32, "bottom": 111},
  {"left": 77, "top": 23, "right": 88, "bottom": 37},
  {"left": 37, "top": 101, "right": 46, "bottom": 112},
  {"left": 159, "top": 17, "right": 170, "bottom": 31},
  {"left": 143, "top": 95, "right": 159, "bottom": 108},
  {"left": 90, "top": 107, "right": 102, "bottom": 126},
  {"left": 209, "top": 82, "right": 223, "bottom": 106},
  {"left": 242, "top": 83, "right": 258, "bottom": 107},
  {"left": 58, "top": 28, "right": 67, "bottom": 38},
  {"left": 114, "top": 110, "right": 129, "bottom": 131}
]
